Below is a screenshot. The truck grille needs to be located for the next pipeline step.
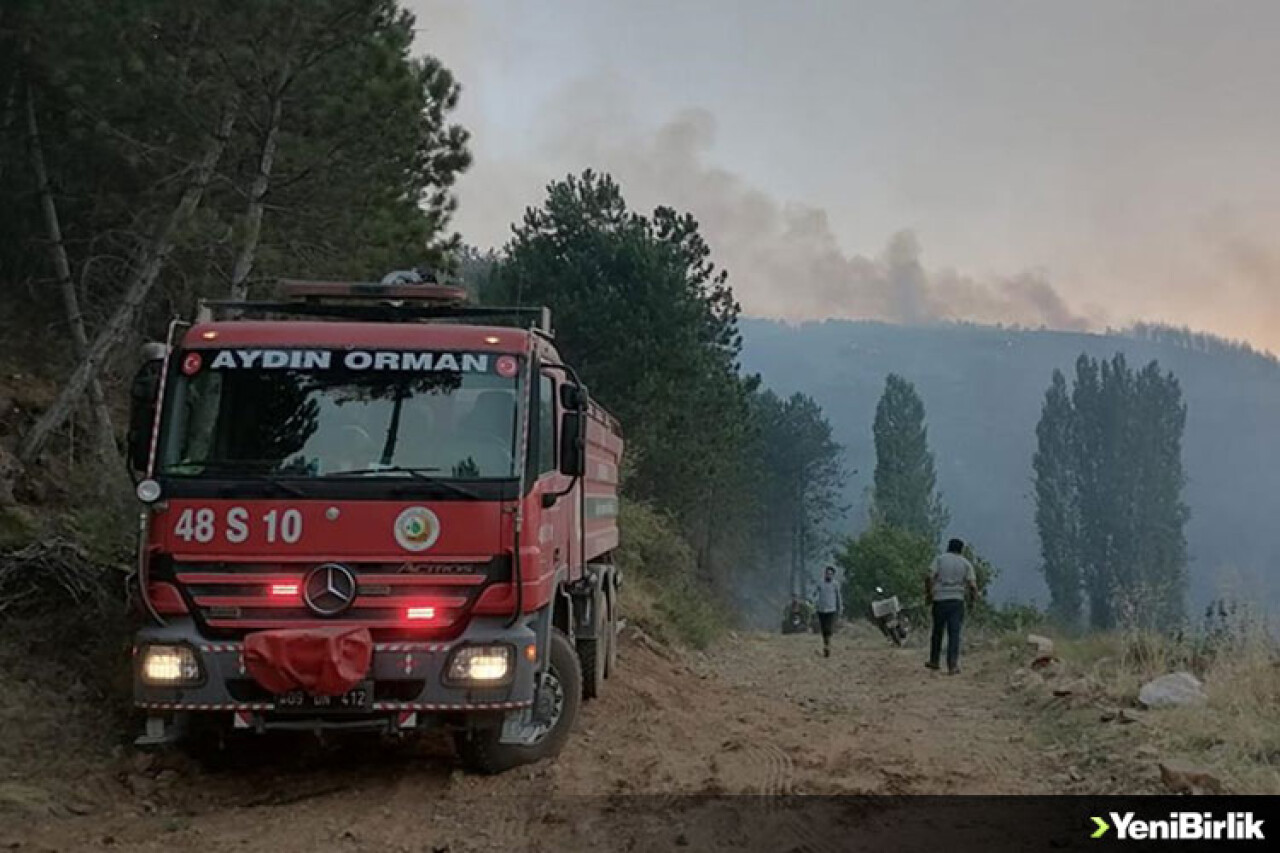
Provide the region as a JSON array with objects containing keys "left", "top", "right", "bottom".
[{"left": 174, "top": 558, "right": 506, "bottom": 638}]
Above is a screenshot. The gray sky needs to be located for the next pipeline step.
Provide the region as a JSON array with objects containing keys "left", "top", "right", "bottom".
[{"left": 411, "top": 0, "right": 1280, "bottom": 350}]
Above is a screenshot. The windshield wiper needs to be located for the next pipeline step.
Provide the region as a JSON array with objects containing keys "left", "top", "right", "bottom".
[
  {"left": 328, "top": 465, "right": 441, "bottom": 477},
  {"left": 327, "top": 466, "right": 483, "bottom": 499},
  {"left": 166, "top": 460, "right": 308, "bottom": 498},
  {"left": 242, "top": 474, "right": 307, "bottom": 498}
]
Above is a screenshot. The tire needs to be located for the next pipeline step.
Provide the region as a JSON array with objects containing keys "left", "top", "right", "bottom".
[
  {"left": 603, "top": 588, "right": 618, "bottom": 679},
  {"left": 579, "top": 585, "right": 606, "bottom": 700},
  {"left": 179, "top": 716, "right": 238, "bottom": 772},
  {"left": 455, "top": 628, "right": 582, "bottom": 775}
]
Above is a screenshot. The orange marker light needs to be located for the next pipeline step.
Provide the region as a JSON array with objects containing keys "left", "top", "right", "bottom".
[
  {"left": 407, "top": 606, "right": 436, "bottom": 621},
  {"left": 524, "top": 644, "right": 538, "bottom": 662},
  {"left": 200, "top": 330, "right": 218, "bottom": 340}
]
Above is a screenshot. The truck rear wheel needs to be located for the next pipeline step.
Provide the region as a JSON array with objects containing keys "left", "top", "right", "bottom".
[
  {"left": 603, "top": 592, "right": 618, "bottom": 679},
  {"left": 579, "top": 588, "right": 606, "bottom": 699},
  {"left": 455, "top": 628, "right": 582, "bottom": 774}
]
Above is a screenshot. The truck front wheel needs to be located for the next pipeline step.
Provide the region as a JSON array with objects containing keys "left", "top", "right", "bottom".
[{"left": 455, "top": 628, "right": 582, "bottom": 774}]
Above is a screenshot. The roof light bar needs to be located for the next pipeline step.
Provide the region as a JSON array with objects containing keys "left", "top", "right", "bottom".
[{"left": 277, "top": 279, "right": 469, "bottom": 304}]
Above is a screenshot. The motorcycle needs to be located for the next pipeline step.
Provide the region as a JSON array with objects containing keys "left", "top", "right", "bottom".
[{"left": 869, "top": 586, "right": 910, "bottom": 646}]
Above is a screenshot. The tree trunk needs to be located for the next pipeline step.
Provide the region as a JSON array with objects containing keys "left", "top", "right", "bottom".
[
  {"left": 18, "top": 95, "right": 240, "bottom": 465},
  {"left": 0, "top": 67, "right": 18, "bottom": 184},
  {"left": 25, "top": 82, "right": 121, "bottom": 466},
  {"left": 228, "top": 63, "right": 289, "bottom": 301}
]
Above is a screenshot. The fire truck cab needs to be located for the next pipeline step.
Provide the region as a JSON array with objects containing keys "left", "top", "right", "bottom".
[{"left": 125, "top": 277, "right": 623, "bottom": 773}]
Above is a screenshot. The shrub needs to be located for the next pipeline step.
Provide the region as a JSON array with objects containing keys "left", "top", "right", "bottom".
[
  {"left": 973, "top": 601, "right": 1045, "bottom": 633},
  {"left": 617, "top": 499, "right": 729, "bottom": 649},
  {"left": 838, "top": 524, "right": 1006, "bottom": 624},
  {"left": 835, "top": 524, "right": 936, "bottom": 616}
]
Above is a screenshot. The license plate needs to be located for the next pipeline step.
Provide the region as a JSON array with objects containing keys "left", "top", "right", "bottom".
[{"left": 275, "top": 683, "right": 372, "bottom": 713}]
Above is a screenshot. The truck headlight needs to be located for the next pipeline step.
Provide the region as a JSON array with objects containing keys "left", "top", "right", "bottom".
[
  {"left": 446, "top": 645, "right": 513, "bottom": 685},
  {"left": 139, "top": 644, "right": 202, "bottom": 686}
]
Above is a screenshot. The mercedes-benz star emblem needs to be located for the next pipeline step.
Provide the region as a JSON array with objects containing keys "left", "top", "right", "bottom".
[{"left": 303, "top": 563, "right": 357, "bottom": 617}]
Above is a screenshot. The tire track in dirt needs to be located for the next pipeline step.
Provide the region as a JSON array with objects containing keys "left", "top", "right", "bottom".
[
  {"left": 757, "top": 743, "right": 853, "bottom": 853},
  {"left": 732, "top": 740, "right": 796, "bottom": 797},
  {"left": 751, "top": 744, "right": 837, "bottom": 853}
]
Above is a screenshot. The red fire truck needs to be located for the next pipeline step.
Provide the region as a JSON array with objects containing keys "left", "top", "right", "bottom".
[{"left": 124, "top": 276, "right": 623, "bottom": 772}]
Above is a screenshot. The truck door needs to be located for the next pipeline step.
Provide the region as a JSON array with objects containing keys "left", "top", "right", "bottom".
[{"left": 534, "top": 371, "right": 572, "bottom": 579}]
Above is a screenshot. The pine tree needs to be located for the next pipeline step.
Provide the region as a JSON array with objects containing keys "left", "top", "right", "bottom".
[
  {"left": 4, "top": 0, "right": 472, "bottom": 462},
  {"left": 493, "top": 170, "right": 752, "bottom": 583},
  {"left": 491, "top": 171, "right": 848, "bottom": 597},
  {"left": 756, "top": 391, "right": 847, "bottom": 596},
  {"left": 871, "top": 374, "right": 948, "bottom": 542}
]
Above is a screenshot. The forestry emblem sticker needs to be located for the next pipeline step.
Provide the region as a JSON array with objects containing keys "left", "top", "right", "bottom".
[{"left": 394, "top": 506, "right": 441, "bottom": 552}]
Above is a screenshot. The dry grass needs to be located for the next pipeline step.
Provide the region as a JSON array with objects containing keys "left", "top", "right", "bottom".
[{"left": 1027, "top": 620, "right": 1280, "bottom": 794}]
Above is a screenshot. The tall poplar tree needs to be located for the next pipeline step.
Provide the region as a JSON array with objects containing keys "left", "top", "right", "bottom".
[
  {"left": 1033, "top": 369, "right": 1081, "bottom": 625},
  {"left": 871, "top": 374, "right": 948, "bottom": 542},
  {"left": 1034, "top": 353, "right": 1189, "bottom": 630}
]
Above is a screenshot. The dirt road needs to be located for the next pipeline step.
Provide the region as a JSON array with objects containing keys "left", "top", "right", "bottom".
[{"left": 4, "top": 626, "right": 1068, "bottom": 852}]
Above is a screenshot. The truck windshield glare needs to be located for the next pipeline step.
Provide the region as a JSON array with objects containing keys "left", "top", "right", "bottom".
[{"left": 158, "top": 349, "right": 521, "bottom": 480}]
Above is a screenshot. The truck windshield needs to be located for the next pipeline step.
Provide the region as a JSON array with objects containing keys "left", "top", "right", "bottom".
[{"left": 158, "top": 349, "right": 522, "bottom": 480}]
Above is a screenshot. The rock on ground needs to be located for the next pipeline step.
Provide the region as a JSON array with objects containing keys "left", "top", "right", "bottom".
[
  {"left": 1138, "top": 672, "right": 1208, "bottom": 709},
  {"left": 1159, "top": 760, "right": 1225, "bottom": 794},
  {"left": 1009, "top": 668, "right": 1045, "bottom": 691},
  {"left": 1026, "top": 634, "right": 1055, "bottom": 657}
]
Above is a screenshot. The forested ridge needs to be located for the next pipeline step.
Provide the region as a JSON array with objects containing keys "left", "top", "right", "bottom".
[{"left": 740, "top": 318, "right": 1278, "bottom": 618}]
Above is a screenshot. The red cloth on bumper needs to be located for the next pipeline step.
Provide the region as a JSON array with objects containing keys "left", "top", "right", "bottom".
[{"left": 243, "top": 627, "right": 373, "bottom": 696}]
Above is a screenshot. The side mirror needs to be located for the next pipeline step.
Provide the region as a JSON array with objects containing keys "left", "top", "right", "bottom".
[
  {"left": 558, "top": 410, "right": 586, "bottom": 477},
  {"left": 559, "top": 383, "right": 588, "bottom": 412},
  {"left": 127, "top": 346, "right": 166, "bottom": 475}
]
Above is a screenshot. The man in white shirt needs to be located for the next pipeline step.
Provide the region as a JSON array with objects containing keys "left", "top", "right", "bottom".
[
  {"left": 815, "top": 565, "right": 843, "bottom": 658},
  {"left": 925, "top": 538, "right": 978, "bottom": 674}
]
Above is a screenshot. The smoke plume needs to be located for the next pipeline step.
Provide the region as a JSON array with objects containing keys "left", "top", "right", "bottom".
[{"left": 534, "top": 104, "right": 1095, "bottom": 330}]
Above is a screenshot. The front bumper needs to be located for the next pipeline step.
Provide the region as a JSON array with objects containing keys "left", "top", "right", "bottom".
[{"left": 133, "top": 616, "right": 539, "bottom": 739}]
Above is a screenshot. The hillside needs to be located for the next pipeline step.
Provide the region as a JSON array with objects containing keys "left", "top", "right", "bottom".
[{"left": 740, "top": 319, "right": 1280, "bottom": 616}]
